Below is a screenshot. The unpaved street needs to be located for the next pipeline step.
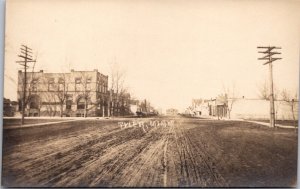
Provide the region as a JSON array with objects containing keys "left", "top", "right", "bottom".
[{"left": 2, "top": 117, "right": 297, "bottom": 187}]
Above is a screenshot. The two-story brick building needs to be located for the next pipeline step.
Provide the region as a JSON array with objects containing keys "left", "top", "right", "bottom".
[{"left": 17, "top": 69, "right": 109, "bottom": 117}]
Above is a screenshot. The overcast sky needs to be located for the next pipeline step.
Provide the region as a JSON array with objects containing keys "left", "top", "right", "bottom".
[{"left": 4, "top": 0, "right": 300, "bottom": 112}]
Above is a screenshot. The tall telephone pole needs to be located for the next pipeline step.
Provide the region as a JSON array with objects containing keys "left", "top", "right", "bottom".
[
  {"left": 257, "top": 46, "right": 282, "bottom": 128},
  {"left": 16, "top": 45, "right": 36, "bottom": 125}
]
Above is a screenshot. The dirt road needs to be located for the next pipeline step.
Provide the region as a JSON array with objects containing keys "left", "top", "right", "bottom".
[{"left": 2, "top": 117, "right": 297, "bottom": 187}]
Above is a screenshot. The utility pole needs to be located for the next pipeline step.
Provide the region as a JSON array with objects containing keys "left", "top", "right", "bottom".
[
  {"left": 16, "top": 45, "right": 36, "bottom": 125},
  {"left": 257, "top": 46, "right": 282, "bottom": 128}
]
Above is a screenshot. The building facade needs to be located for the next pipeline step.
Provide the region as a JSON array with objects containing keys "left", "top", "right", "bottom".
[
  {"left": 187, "top": 95, "right": 299, "bottom": 121},
  {"left": 3, "top": 98, "right": 18, "bottom": 117},
  {"left": 18, "top": 69, "right": 109, "bottom": 117},
  {"left": 166, "top": 108, "right": 178, "bottom": 116},
  {"left": 229, "top": 98, "right": 299, "bottom": 120},
  {"left": 187, "top": 96, "right": 228, "bottom": 118}
]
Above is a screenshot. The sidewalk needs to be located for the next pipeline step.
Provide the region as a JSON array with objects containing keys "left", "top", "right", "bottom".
[
  {"left": 192, "top": 116, "right": 298, "bottom": 129},
  {"left": 3, "top": 119, "right": 79, "bottom": 130},
  {"left": 2, "top": 116, "right": 130, "bottom": 130},
  {"left": 244, "top": 120, "right": 297, "bottom": 129}
]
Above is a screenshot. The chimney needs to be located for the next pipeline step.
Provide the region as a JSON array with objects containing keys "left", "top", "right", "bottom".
[
  {"left": 40, "top": 70, "right": 43, "bottom": 73},
  {"left": 71, "top": 69, "right": 74, "bottom": 72},
  {"left": 94, "top": 69, "right": 98, "bottom": 72},
  {"left": 18, "top": 70, "right": 22, "bottom": 73}
]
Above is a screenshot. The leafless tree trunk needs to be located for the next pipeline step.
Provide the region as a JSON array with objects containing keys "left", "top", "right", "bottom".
[
  {"left": 109, "top": 60, "right": 126, "bottom": 117},
  {"left": 281, "top": 89, "right": 298, "bottom": 128},
  {"left": 77, "top": 71, "right": 92, "bottom": 118},
  {"left": 55, "top": 73, "right": 69, "bottom": 117},
  {"left": 257, "top": 80, "right": 281, "bottom": 126},
  {"left": 18, "top": 63, "right": 40, "bottom": 116},
  {"left": 223, "top": 83, "right": 238, "bottom": 119},
  {"left": 40, "top": 92, "right": 58, "bottom": 117},
  {"left": 257, "top": 79, "right": 269, "bottom": 100},
  {"left": 257, "top": 79, "right": 279, "bottom": 100}
]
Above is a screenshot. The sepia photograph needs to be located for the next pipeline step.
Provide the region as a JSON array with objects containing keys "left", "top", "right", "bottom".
[{"left": 2, "top": 0, "right": 299, "bottom": 187}]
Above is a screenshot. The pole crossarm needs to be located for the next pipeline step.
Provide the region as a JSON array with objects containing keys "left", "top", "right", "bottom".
[
  {"left": 20, "top": 48, "right": 33, "bottom": 53},
  {"left": 257, "top": 46, "right": 282, "bottom": 66},
  {"left": 18, "top": 55, "right": 33, "bottom": 60},
  {"left": 258, "top": 51, "right": 281, "bottom": 56},
  {"left": 21, "top": 44, "right": 32, "bottom": 50},
  {"left": 262, "top": 58, "right": 282, "bottom": 65},
  {"left": 16, "top": 60, "right": 36, "bottom": 63},
  {"left": 257, "top": 46, "right": 281, "bottom": 50},
  {"left": 258, "top": 54, "right": 271, "bottom": 60}
]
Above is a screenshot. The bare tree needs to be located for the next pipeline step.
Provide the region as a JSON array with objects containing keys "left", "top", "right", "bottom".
[
  {"left": 40, "top": 91, "right": 58, "bottom": 117},
  {"left": 76, "top": 71, "right": 92, "bottom": 117},
  {"left": 257, "top": 79, "right": 269, "bottom": 100},
  {"left": 223, "top": 83, "right": 238, "bottom": 119},
  {"left": 17, "top": 64, "right": 41, "bottom": 116},
  {"left": 118, "top": 87, "right": 131, "bottom": 116},
  {"left": 281, "top": 89, "right": 298, "bottom": 126},
  {"left": 257, "top": 79, "right": 281, "bottom": 123},
  {"left": 108, "top": 60, "right": 127, "bottom": 117},
  {"left": 34, "top": 75, "right": 60, "bottom": 117},
  {"left": 55, "top": 73, "right": 69, "bottom": 117},
  {"left": 257, "top": 79, "right": 279, "bottom": 100}
]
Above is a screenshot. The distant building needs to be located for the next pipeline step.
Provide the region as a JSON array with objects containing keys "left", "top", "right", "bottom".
[
  {"left": 188, "top": 95, "right": 299, "bottom": 120},
  {"left": 156, "top": 108, "right": 163, "bottom": 115},
  {"left": 129, "top": 99, "right": 140, "bottom": 115},
  {"left": 228, "top": 98, "right": 298, "bottom": 120},
  {"left": 210, "top": 94, "right": 228, "bottom": 118},
  {"left": 3, "top": 98, "right": 17, "bottom": 117},
  {"left": 166, "top": 108, "right": 178, "bottom": 116},
  {"left": 17, "top": 69, "right": 109, "bottom": 117}
]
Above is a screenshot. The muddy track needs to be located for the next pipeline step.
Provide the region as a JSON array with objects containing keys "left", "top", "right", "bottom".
[
  {"left": 184, "top": 129, "right": 228, "bottom": 187},
  {"left": 3, "top": 122, "right": 145, "bottom": 186},
  {"left": 166, "top": 120, "right": 227, "bottom": 187},
  {"left": 2, "top": 118, "right": 297, "bottom": 187},
  {"left": 3, "top": 119, "right": 172, "bottom": 187}
]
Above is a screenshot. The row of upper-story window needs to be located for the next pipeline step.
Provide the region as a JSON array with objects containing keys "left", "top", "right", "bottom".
[{"left": 29, "top": 77, "right": 108, "bottom": 93}]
